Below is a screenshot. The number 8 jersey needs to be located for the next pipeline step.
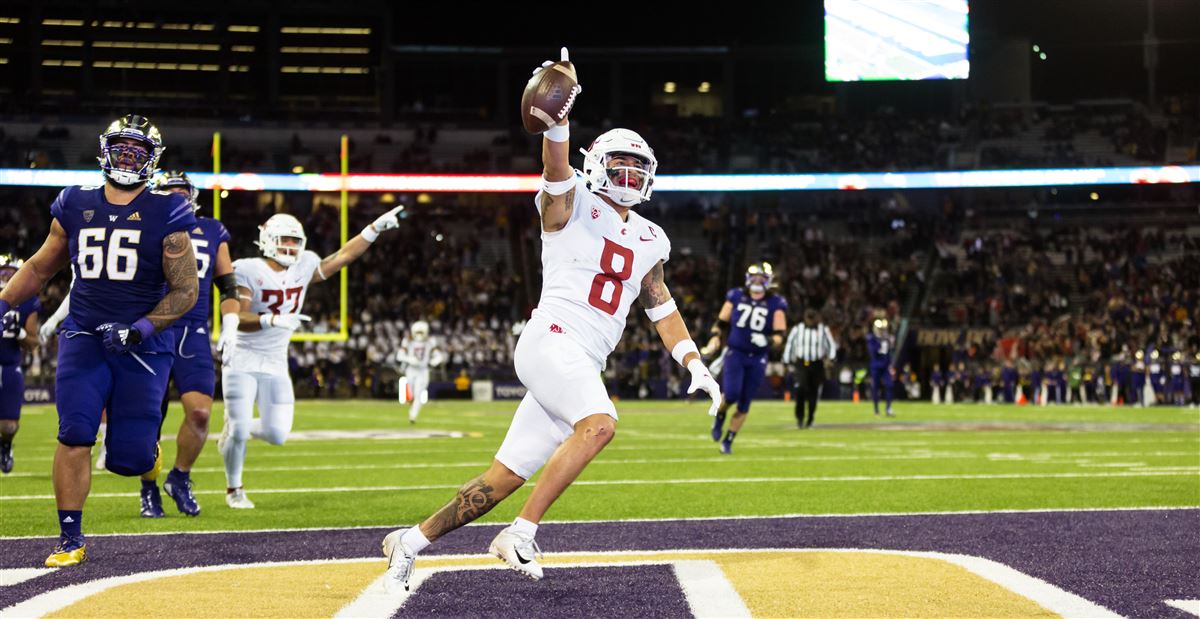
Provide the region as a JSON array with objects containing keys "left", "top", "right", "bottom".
[
  {"left": 230, "top": 250, "right": 321, "bottom": 374},
  {"left": 50, "top": 184, "right": 196, "bottom": 353},
  {"left": 534, "top": 172, "right": 671, "bottom": 363}
]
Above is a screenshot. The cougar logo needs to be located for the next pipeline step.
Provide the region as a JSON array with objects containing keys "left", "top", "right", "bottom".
[
  {"left": 549, "top": 324, "right": 564, "bottom": 334},
  {"left": 591, "top": 207, "right": 600, "bottom": 219}
]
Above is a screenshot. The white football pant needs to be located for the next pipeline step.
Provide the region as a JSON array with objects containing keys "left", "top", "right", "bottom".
[
  {"left": 221, "top": 369, "right": 295, "bottom": 489},
  {"left": 494, "top": 314, "right": 617, "bottom": 480}
]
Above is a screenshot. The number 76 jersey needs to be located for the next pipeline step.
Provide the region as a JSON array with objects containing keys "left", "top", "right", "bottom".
[
  {"left": 231, "top": 250, "right": 321, "bottom": 371},
  {"left": 534, "top": 173, "right": 671, "bottom": 363},
  {"left": 725, "top": 287, "right": 787, "bottom": 355}
]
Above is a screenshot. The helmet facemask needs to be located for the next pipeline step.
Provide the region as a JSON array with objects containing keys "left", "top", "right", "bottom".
[
  {"left": 600, "top": 153, "right": 653, "bottom": 206},
  {"left": 745, "top": 262, "right": 773, "bottom": 295},
  {"left": 580, "top": 128, "right": 658, "bottom": 207},
  {"left": 255, "top": 214, "right": 307, "bottom": 267},
  {"left": 97, "top": 115, "right": 164, "bottom": 188}
]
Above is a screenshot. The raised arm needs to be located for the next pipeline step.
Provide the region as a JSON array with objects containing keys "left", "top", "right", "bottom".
[
  {"left": 312, "top": 206, "right": 405, "bottom": 284},
  {"left": 536, "top": 48, "right": 577, "bottom": 233},
  {"left": 143, "top": 230, "right": 199, "bottom": 331},
  {"left": 0, "top": 220, "right": 70, "bottom": 310},
  {"left": 638, "top": 261, "right": 723, "bottom": 415}
]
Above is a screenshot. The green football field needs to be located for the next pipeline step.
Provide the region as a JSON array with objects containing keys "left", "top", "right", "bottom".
[{"left": 1, "top": 398, "right": 1197, "bottom": 538}]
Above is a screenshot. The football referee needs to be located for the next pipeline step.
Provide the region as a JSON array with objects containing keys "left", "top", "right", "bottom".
[{"left": 783, "top": 309, "right": 837, "bottom": 428}]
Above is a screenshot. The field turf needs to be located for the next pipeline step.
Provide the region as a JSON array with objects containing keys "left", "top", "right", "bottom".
[{"left": 2, "top": 398, "right": 1196, "bottom": 537}]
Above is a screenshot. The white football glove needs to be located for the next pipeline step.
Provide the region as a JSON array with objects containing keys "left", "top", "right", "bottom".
[
  {"left": 369, "top": 205, "right": 406, "bottom": 234},
  {"left": 686, "top": 358, "right": 723, "bottom": 417},
  {"left": 38, "top": 320, "right": 58, "bottom": 344},
  {"left": 266, "top": 313, "right": 310, "bottom": 331},
  {"left": 217, "top": 314, "right": 239, "bottom": 366},
  {"left": 531, "top": 47, "right": 581, "bottom": 93},
  {"left": 750, "top": 332, "right": 769, "bottom": 348}
]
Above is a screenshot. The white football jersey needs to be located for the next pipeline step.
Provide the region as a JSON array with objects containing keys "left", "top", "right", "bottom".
[
  {"left": 534, "top": 172, "right": 671, "bottom": 362},
  {"left": 397, "top": 336, "right": 440, "bottom": 370},
  {"left": 231, "top": 250, "right": 321, "bottom": 372}
]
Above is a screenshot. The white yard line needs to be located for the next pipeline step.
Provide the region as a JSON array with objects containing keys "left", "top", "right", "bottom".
[
  {"left": 1164, "top": 599, "right": 1200, "bottom": 617},
  {"left": 0, "top": 568, "right": 57, "bottom": 587},
  {"left": 3, "top": 470, "right": 1197, "bottom": 502},
  {"left": 7, "top": 450, "right": 1195, "bottom": 478}
]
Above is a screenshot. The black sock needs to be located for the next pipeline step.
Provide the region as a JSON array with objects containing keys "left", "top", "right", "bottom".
[
  {"left": 58, "top": 510, "right": 82, "bottom": 538},
  {"left": 170, "top": 467, "right": 188, "bottom": 480},
  {"left": 724, "top": 430, "right": 737, "bottom": 443},
  {"left": 0, "top": 437, "right": 11, "bottom": 448},
  {"left": 141, "top": 479, "right": 157, "bottom": 491}
]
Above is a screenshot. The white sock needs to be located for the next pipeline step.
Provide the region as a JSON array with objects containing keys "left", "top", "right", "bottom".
[
  {"left": 400, "top": 527, "right": 431, "bottom": 554},
  {"left": 97, "top": 422, "right": 107, "bottom": 441},
  {"left": 510, "top": 517, "right": 538, "bottom": 537},
  {"left": 223, "top": 434, "right": 247, "bottom": 489}
]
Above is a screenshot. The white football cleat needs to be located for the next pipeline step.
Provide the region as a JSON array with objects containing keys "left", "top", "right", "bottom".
[
  {"left": 225, "top": 488, "right": 255, "bottom": 509},
  {"left": 489, "top": 527, "right": 543, "bottom": 580},
  {"left": 382, "top": 528, "right": 417, "bottom": 591}
]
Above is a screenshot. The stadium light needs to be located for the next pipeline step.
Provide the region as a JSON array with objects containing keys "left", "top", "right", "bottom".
[{"left": 2, "top": 165, "right": 1197, "bottom": 193}]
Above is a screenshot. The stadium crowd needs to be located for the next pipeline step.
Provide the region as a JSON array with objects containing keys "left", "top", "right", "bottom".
[{"left": 4, "top": 99, "right": 1198, "bottom": 407}]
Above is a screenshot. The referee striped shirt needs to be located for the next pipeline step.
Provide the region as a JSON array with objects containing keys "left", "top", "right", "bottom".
[{"left": 783, "top": 323, "right": 837, "bottom": 364}]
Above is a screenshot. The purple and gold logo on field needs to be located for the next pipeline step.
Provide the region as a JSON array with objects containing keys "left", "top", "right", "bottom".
[{"left": 1, "top": 511, "right": 1197, "bottom": 617}]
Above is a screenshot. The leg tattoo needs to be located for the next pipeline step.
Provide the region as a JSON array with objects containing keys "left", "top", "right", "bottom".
[{"left": 424, "top": 475, "right": 503, "bottom": 540}]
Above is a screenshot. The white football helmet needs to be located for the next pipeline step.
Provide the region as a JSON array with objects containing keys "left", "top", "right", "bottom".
[
  {"left": 580, "top": 128, "right": 657, "bottom": 207},
  {"left": 255, "top": 213, "right": 306, "bottom": 267},
  {"left": 411, "top": 320, "right": 429, "bottom": 341}
]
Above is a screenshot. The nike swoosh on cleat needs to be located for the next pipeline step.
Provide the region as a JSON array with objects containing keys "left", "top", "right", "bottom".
[{"left": 514, "top": 549, "right": 532, "bottom": 565}]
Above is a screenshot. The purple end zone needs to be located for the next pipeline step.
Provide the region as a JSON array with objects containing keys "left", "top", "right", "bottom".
[
  {"left": 398, "top": 565, "right": 691, "bottom": 619},
  {"left": 2, "top": 509, "right": 1197, "bottom": 618}
]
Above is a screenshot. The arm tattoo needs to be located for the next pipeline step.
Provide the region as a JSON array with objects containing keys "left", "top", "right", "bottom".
[
  {"left": 145, "top": 231, "right": 199, "bottom": 331},
  {"left": 539, "top": 188, "right": 575, "bottom": 229},
  {"left": 638, "top": 260, "right": 672, "bottom": 308},
  {"left": 424, "top": 475, "right": 503, "bottom": 541}
]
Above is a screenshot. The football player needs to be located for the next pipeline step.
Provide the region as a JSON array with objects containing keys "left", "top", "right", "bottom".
[
  {"left": 218, "top": 207, "right": 404, "bottom": 509},
  {"left": 380, "top": 48, "right": 722, "bottom": 590},
  {"left": 702, "top": 262, "right": 787, "bottom": 454},
  {"left": 867, "top": 318, "right": 895, "bottom": 416},
  {"left": 0, "top": 254, "right": 41, "bottom": 474},
  {"left": 394, "top": 320, "right": 445, "bottom": 424},
  {"left": 39, "top": 290, "right": 117, "bottom": 470},
  {"left": 0, "top": 115, "right": 199, "bottom": 566},
  {"left": 133, "top": 171, "right": 240, "bottom": 518}
]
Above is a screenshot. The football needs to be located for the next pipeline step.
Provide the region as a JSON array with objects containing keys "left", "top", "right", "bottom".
[{"left": 520, "top": 60, "right": 580, "bottom": 134}]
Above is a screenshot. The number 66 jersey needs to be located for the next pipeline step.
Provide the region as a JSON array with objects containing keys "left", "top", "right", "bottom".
[
  {"left": 535, "top": 173, "right": 671, "bottom": 363},
  {"left": 229, "top": 250, "right": 321, "bottom": 375},
  {"left": 50, "top": 185, "right": 196, "bottom": 353}
]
